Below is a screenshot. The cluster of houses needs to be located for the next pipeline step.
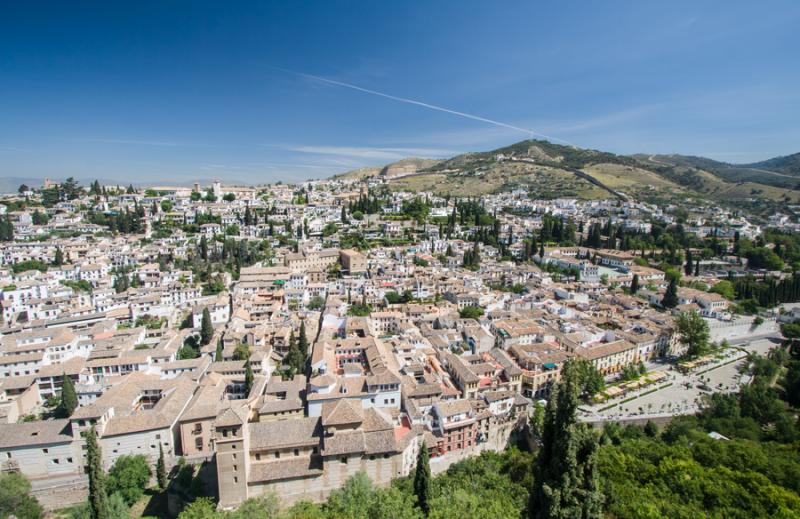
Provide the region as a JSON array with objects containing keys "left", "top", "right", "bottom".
[{"left": 0, "top": 177, "right": 775, "bottom": 509}]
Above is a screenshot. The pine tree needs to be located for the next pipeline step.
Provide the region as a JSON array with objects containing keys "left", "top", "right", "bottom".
[
  {"left": 630, "top": 274, "right": 640, "bottom": 295},
  {"left": 58, "top": 373, "right": 78, "bottom": 418},
  {"left": 200, "top": 308, "right": 214, "bottom": 345},
  {"left": 244, "top": 360, "right": 254, "bottom": 397},
  {"left": 662, "top": 277, "right": 679, "bottom": 308},
  {"left": 86, "top": 426, "right": 109, "bottom": 519},
  {"left": 529, "top": 361, "right": 603, "bottom": 519},
  {"left": 156, "top": 443, "right": 167, "bottom": 490},
  {"left": 413, "top": 441, "right": 432, "bottom": 516}
]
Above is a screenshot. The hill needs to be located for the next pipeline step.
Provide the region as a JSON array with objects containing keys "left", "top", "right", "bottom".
[
  {"left": 335, "top": 140, "right": 800, "bottom": 207},
  {"left": 745, "top": 151, "right": 800, "bottom": 176},
  {"left": 332, "top": 157, "right": 441, "bottom": 181},
  {"left": 638, "top": 153, "right": 800, "bottom": 190}
]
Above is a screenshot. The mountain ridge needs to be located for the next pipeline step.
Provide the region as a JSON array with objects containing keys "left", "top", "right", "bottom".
[{"left": 334, "top": 140, "right": 800, "bottom": 206}]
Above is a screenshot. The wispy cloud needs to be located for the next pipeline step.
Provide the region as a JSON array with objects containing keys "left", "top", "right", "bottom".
[
  {"left": 275, "top": 67, "right": 574, "bottom": 146},
  {"left": 286, "top": 145, "right": 457, "bottom": 161},
  {"left": 0, "top": 146, "right": 30, "bottom": 153},
  {"left": 542, "top": 106, "right": 657, "bottom": 133},
  {"left": 85, "top": 138, "right": 194, "bottom": 147}
]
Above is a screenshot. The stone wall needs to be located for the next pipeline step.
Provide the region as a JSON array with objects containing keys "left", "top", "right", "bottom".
[
  {"left": 706, "top": 316, "right": 777, "bottom": 342},
  {"left": 29, "top": 475, "right": 88, "bottom": 512}
]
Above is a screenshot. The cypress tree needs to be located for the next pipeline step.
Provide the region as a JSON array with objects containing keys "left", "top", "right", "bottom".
[
  {"left": 662, "top": 277, "right": 679, "bottom": 308},
  {"left": 58, "top": 372, "right": 78, "bottom": 418},
  {"left": 200, "top": 308, "right": 213, "bottom": 345},
  {"left": 156, "top": 443, "right": 167, "bottom": 490},
  {"left": 413, "top": 441, "right": 432, "bottom": 516},
  {"left": 215, "top": 337, "right": 224, "bottom": 361},
  {"left": 53, "top": 247, "right": 64, "bottom": 266},
  {"left": 529, "top": 361, "right": 603, "bottom": 519},
  {"left": 244, "top": 360, "right": 254, "bottom": 397},
  {"left": 298, "top": 321, "right": 309, "bottom": 365},
  {"left": 86, "top": 426, "right": 109, "bottom": 519},
  {"left": 684, "top": 249, "right": 694, "bottom": 276},
  {"left": 630, "top": 274, "right": 639, "bottom": 295}
]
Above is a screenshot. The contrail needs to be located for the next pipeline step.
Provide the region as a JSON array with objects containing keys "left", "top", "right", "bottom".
[{"left": 275, "top": 67, "right": 573, "bottom": 146}]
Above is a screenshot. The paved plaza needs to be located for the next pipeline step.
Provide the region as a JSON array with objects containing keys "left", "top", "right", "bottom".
[{"left": 580, "top": 337, "right": 780, "bottom": 422}]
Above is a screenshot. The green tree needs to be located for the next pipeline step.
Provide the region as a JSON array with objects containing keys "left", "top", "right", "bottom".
[
  {"left": 413, "top": 442, "right": 432, "bottom": 515},
  {"left": 86, "top": 426, "right": 109, "bottom": 519},
  {"left": 107, "top": 454, "right": 151, "bottom": 506},
  {"left": 176, "top": 497, "right": 221, "bottom": 519},
  {"left": 325, "top": 472, "right": 374, "bottom": 518},
  {"left": 232, "top": 343, "right": 250, "bottom": 361},
  {"left": 677, "top": 311, "right": 711, "bottom": 358},
  {"left": 156, "top": 443, "right": 167, "bottom": 491},
  {"left": 244, "top": 360, "right": 254, "bottom": 397},
  {"left": 781, "top": 322, "right": 800, "bottom": 339},
  {"left": 215, "top": 338, "right": 224, "bottom": 361},
  {"left": 529, "top": 360, "right": 603, "bottom": 519},
  {"left": 573, "top": 359, "right": 605, "bottom": 399},
  {"left": 67, "top": 493, "right": 128, "bottom": 519},
  {"left": 458, "top": 305, "right": 484, "bottom": 319},
  {"left": 710, "top": 279, "right": 735, "bottom": 300},
  {"left": 57, "top": 373, "right": 78, "bottom": 418},
  {"left": 661, "top": 276, "right": 679, "bottom": 308},
  {"left": 156, "top": 444, "right": 167, "bottom": 490},
  {"left": 298, "top": 321, "right": 309, "bottom": 364},
  {"left": 228, "top": 494, "right": 280, "bottom": 519},
  {"left": 0, "top": 472, "right": 43, "bottom": 519},
  {"left": 630, "top": 274, "right": 639, "bottom": 295},
  {"left": 53, "top": 247, "right": 65, "bottom": 266},
  {"left": 307, "top": 295, "right": 325, "bottom": 311},
  {"left": 200, "top": 308, "right": 213, "bottom": 345}
]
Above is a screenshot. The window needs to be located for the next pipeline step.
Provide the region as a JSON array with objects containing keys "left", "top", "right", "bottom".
[
  {"left": 195, "top": 438, "right": 203, "bottom": 450},
  {"left": 255, "top": 453, "right": 261, "bottom": 461},
  {"left": 341, "top": 456, "right": 348, "bottom": 464},
  {"left": 274, "top": 452, "right": 280, "bottom": 459},
  {"left": 233, "top": 476, "right": 238, "bottom": 483},
  {"left": 42, "top": 448, "right": 49, "bottom": 454},
  {"left": 53, "top": 459, "right": 60, "bottom": 464},
  {"left": 294, "top": 449, "right": 299, "bottom": 456},
  {"left": 67, "top": 458, "right": 73, "bottom": 463}
]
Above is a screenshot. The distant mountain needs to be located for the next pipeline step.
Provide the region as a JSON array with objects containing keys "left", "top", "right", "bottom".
[
  {"left": 0, "top": 176, "right": 253, "bottom": 194},
  {"left": 637, "top": 153, "right": 800, "bottom": 190},
  {"left": 331, "top": 139, "right": 800, "bottom": 206},
  {"left": 744, "top": 152, "right": 800, "bottom": 176}
]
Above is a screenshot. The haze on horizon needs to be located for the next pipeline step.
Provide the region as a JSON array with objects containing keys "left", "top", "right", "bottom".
[{"left": 1, "top": 0, "right": 799, "bottom": 185}]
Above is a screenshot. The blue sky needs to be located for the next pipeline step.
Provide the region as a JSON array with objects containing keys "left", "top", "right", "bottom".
[{"left": 1, "top": 1, "right": 799, "bottom": 185}]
